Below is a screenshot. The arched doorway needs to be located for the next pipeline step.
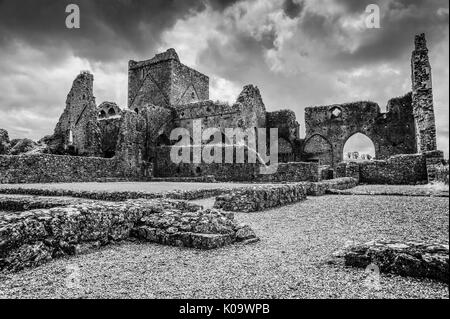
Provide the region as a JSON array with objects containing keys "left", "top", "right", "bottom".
[
  {"left": 343, "top": 133, "right": 376, "bottom": 161},
  {"left": 303, "top": 134, "right": 333, "bottom": 166}
]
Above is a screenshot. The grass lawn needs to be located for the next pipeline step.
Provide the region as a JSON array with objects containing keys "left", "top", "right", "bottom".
[{"left": 0, "top": 195, "right": 448, "bottom": 299}]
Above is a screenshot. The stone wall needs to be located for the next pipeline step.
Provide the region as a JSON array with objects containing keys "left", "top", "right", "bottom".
[
  {"left": 423, "top": 150, "right": 445, "bottom": 183},
  {"left": 173, "top": 85, "right": 267, "bottom": 137},
  {"left": 433, "top": 164, "right": 449, "bottom": 185},
  {"left": 50, "top": 71, "right": 102, "bottom": 156},
  {"left": 304, "top": 177, "right": 358, "bottom": 196},
  {"left": 98, "top": 117, "right": 121, "bottom": 158},
  {"left": 153, "top": 145, "right": 319, "bottom": 182},
  {"left": 412, "top": 34, "right": 437, "bottom": 153},
  {"left": 303, "top": 97, "right": 417, "bottom": 167},
  {"left": 256, "top": 162, "right": 319, "bottom": 183},
  {"left": 0, "top": 199, "right": 258, "bottom": 272},
  {"left": 337, "top": 154, "right": 428, "bottom": 185},
  {"left": 0, "top": 129, "right": 10, "bottom": 155},
  {"left": 214, "top": 184, "right": 307, "bottom": 213},
  {"left": 0, "top": 154, "right": 141, "bottom": 184},
  {"left": 128, "top": 48, "right": 209, "bottom": 109},
  {"left": 338, "top": 240, "right": 448, "bottom": 283}
]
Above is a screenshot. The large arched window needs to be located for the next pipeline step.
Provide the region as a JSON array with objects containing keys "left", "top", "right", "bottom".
[{"left": 343, "top": 133, "right": 376, "bottom": 161}]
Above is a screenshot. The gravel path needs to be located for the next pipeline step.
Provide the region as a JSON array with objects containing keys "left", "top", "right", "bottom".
[
  {"left": 0, "top": 195, "right": 448, "bottom": 299},
  {"left": 332, "top": 184, "right": 449, "bottom": 197}
]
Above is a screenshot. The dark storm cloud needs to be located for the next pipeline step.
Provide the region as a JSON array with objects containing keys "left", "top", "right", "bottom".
[
  {"left": 0, "top": 0, "right": 239, "bottom": 62},
  {"left": 334, "top": 0, "right": 450, "bottom": 66},
  {"left": 283, "top": 0, "right": 304, "bottom": 19}
]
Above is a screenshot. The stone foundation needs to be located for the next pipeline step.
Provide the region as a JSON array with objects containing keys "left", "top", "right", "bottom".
[
  {"left": 214, "top": 184, "right": 307, "bottom": 213},
  {"left": 339, "top": 240, "right": 449, "bottom": 283},
  {"left": 0, "top": 199, "right": 257, "bottom": 272},
  {"left": 304, "top": 177, "right": 358, "bottom": 196}
]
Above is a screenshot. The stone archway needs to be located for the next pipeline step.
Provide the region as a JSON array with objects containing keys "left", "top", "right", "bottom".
[
  {"left": 343, "top": 132, "right": 376, "bottom": 161},
  {"left": 303, "top": 134, "right": 333, "bottom": 166}
]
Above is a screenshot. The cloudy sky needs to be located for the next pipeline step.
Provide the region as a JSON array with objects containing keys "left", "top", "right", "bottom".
[{"left": 0, "top": 0, "right": 448, "bottom": 156}]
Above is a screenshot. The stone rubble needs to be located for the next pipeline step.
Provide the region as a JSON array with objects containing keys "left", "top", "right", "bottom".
[
  {"left": 337, "top": 240, "right": 449, "bottom": 284},
  {"left": 0, "top": 199, "right": 258, "bottom": 272}
]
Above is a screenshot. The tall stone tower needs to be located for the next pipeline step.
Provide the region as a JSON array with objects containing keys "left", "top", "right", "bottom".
[
  {"left": 411, "top": 33, "right": 437, "bottom": 153},
  {"left": 128, "top": 48, "right": 209, "bottom": 110}
]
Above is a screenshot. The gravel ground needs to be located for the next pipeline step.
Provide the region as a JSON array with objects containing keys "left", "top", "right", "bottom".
[
  {"left": 0, "top": 195, "right": 448, "bottom": 299},
  {"left": 333, "top": 184, "right": 449, "bottom": 197},
  {"left": 0, "top": 182, "right": 255, "bottom": 194}
]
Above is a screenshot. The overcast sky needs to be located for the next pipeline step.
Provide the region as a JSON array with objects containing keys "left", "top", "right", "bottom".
[{"left": 0, "top": 0, "right": 448, "bottom": 156}]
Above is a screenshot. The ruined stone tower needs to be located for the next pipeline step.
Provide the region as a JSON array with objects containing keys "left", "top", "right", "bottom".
[
  {"left": 51, "top": 71, "right": 102, "bottom": 156},
  {"left": 128, "top": 48, "right": 209, "bottom": 110},
  {"left": 411, "top": 33, "right": 437, "bottom": 153}
]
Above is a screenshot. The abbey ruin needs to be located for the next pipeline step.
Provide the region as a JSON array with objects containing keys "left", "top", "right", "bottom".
[{"left": 0, "top": 34, "right": 446, "bottom": 185}]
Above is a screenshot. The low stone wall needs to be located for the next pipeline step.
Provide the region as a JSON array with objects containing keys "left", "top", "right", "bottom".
[
  {"left": 433, "top": 164, "right": 449, "bottom": 185},
  {"left": 337, "top": 154, "right": 428, "bottom": 185},
  {"left": 0, "top": 195, "right": 93, "bottom": 212},
  {"left": 214, "top": 184, "right": 307, "bottom": 213},
  {"left": 338, "top": 240, "right": 449, "bottom": 283},
  {"left": 0, "top": 199, "right": 258, "bottom": 272},
  {"left": 0, "top": 154, "right": 143, "bottom": 184},
  {"left": 0, "top": 186, "right": 234, "bottom": 201},
  {"left": 304, "top": 177, "right": 358, "bottom": 196},
  {"left": 256, "top": 162, "right": 319, "bottom": 183},
  {"left": 423, "top": 150, "right": 447, "bottom": 184}
]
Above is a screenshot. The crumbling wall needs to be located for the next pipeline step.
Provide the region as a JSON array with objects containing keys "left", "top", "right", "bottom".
[
  {"left": 114, "top": 110, "right": 148, "bottom": 178},
  {"left": 174, "top": 85, "right": 267, "bottom": 135},
  {"left": 336, "top": 154, "right": 428, "bottom": 185},
  {"left": 411, "top": 34, "right": 437, "bottom": 152},
  {"left": 98, "top": 117, "right": 122, "bottom": 158},
  {"left": 303, "top": 97, "right": 416, "bottom": 167},
  {"left": 266, "top": 110, "right": 299, "bottom": 142},
  {"left": 50, "top": 72, "right": 102, "bottom": 156},
  {"left": 266, "top": 110, "right": 301, "bottom": 162},
  {"left": 0, "top": 154, "right": 139, "bottom": 184},
  {"left": 153, "top": 145, "right": 260, "bottom": 181},
  {"left": 97, "top": 101, "right": 121, "bottom": 119},
  {"left": 411, "top": 33, "right": 437, "bottom": 153},
  {"left": 0, "top": 199, "right": 257, "bottom": 272},
  {"left": 0, "top": 129, "right": 11, "bottom": 155},
  {"left": 214, "top": 183, "right": 308, "bottom": 213}
]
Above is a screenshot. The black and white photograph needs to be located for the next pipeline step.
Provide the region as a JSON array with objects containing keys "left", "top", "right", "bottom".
[{"left": 0, "top": 0, "right": 448, "bottom": 306}]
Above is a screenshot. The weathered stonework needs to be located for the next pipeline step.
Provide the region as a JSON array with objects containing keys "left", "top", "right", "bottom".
[
  {"left": 412, "top": 34, "right": 437, "bottom": 153},
  {"left": 336, "top": 154, "right": 428, "bottom": 185},
  {"left": 50, "top": 71, "right": 102, "bottom": 156},
  {"left": 0, "top": 129, "right": 10, "bottom": 155},
  {"left": 214, "top": 184, "right": 308, "bottom": 213},
  {"left": 303, "top": 97, "right": 417, "bottom": 167},
  {"left": 0, "top": 199, "right": 258, "bottom": 272},
  {"left": 338, "top": 240, "right": 448, "bottom": 283},
  {"left": 0, "top": 154, "right": 141, "bottom": 184},
  {"left": 128, "top": 48, "right": 209, "bottom": 109},
  {"left": 1, "top": 34, "right": 445, "bottom": 185}
]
